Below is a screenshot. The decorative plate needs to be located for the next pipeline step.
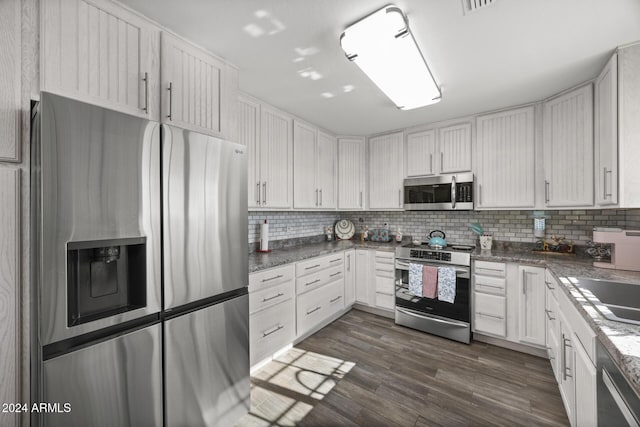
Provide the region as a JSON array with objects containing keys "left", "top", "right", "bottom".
[{"left": 335, "top": 219, "right": 355, "bottom": 240}]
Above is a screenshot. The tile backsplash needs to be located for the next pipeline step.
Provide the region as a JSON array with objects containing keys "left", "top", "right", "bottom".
[{"left": 249, "top": 209, "right": 639, "bottom": 247}]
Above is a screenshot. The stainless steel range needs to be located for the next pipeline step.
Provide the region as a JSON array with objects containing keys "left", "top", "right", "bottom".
[{"left": 395, "top": 243, "right": 473, "bottom": 343}]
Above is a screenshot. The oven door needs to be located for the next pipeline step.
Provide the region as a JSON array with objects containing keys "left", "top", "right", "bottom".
[{"left": 395, "top": 259, "right": 470, "bottom": 324}]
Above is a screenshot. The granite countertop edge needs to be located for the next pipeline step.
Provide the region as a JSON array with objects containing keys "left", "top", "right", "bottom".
[{"left": 250, "top": 242, "right": 640, "bottom": 397}]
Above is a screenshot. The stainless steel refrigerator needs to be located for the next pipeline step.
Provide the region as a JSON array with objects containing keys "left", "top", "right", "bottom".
[{"left": 32, "top": 93, "right": 249, "bottom": 426}]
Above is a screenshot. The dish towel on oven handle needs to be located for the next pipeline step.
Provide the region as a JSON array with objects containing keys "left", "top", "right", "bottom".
[
  {"left": 437, "top": 266, "right": 456, "bottom": 303},
  {"left": 408, "top": 263, "right": 423, "bottom": 296},
  {"left": 422, "top": 265, "right": 438, "bottom": 299}
]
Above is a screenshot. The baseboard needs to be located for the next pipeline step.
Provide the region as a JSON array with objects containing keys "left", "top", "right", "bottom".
[
  {"left": 352, "top": 303, "right": 394, "bottom": 319},
  {"left": 473, "top": 333, "right": 548, "bottom": 358}
]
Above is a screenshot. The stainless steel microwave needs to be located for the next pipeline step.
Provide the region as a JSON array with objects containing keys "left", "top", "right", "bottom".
[{"left": 403, "top": 173, "right": 474, "bottom": 210}]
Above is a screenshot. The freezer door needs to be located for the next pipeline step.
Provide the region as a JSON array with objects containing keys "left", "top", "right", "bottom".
[
  {"left": 162, "top": 125, "right": 248, "bottom": 309},
  {"left": 42, "top": 324, "right": 162, "bottom": 427},
  {"left": 165, "top": 294, "right": 250, "bottom": 427},
  {"left": 35, "top": 93, "right": 162, "bottom": 345}
]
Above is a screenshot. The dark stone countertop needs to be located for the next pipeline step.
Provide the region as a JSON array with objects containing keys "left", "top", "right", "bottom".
[{"left": 248, "top": 239, "right": 402, "bottom": 273}]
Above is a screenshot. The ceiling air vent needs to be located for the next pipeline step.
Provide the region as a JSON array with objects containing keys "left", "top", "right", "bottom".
[{"left": 462, "top": 0, "right": 496, "bottom": 14}]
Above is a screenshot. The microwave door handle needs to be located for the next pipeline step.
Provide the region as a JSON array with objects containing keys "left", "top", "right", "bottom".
[{"left": 451, "top": 176, "right": 456, "bottom": 209}]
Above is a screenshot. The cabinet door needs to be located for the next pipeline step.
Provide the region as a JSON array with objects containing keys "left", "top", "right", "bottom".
[
  {"left": 161, "top": 32, "right": 229, "bottom": 137},
  {"left": 41, "top": 0, "right": 160, "bottom": 120},
  {"left": 595, "top": 53, "right": 618, "bottom": 206},
  {"left": 355, "top": 249, "right": 370, "bottom": 305},
  {"left": 543, "top": 85, "right": 594, "bottom": 207},
  {"left": 518, "top": 266, "right": 546, "bottom": 347},
  {"left": 238, "top": 95, "right": 261, "bottom": 208},
  {"left": 0, "top": 0, "right": 21, "bottom": 161},
  {"left": 260, "top": 106, "right": 292, "bottom": 208},
  {"left": 559, "top": 313, "right": 576, "bottom": 427},
  {"left": 406, "top": 129, "right": 436, "bottom": 176},
  {"left": 344, "top": 250, "right": 356, "bottom": 307},
  {"left": 573, "top": 335, "right": 597, "bottom": 427},
  {"left": 476, "top": 107, "right": 535, "bottom": 208},
  {"left": 369, "top": 132, "right": 404, "bottom": 209},
  {"left": 293, "top": 121, "right": 317, "bottom": 208},
  {"left": 439, "top": 123, "right": 472, "bottom": 173},
  {"left": 337, "top": 137, "right": 365, "bottom": 209},
  {"left": 317, "top": 131, "right": 337, "bottom": 209}
]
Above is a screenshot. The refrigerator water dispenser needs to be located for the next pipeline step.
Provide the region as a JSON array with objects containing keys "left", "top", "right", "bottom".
[{"left": 67, "top": 237, "right": 147, "bottom": 326}]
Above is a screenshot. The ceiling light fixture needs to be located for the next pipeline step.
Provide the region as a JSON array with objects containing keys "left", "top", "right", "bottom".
[{"left": 340, "top": 5, "right": 441, "bottom": 110}]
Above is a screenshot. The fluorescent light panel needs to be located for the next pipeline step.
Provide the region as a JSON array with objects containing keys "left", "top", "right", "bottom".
[{"left": 340, "top": 5, "right": 441, "bottom": 110}]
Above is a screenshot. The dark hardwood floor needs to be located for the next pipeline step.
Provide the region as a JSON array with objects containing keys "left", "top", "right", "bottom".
[{"left": 237, "top": 309, "right": 569, "bottom": 427}]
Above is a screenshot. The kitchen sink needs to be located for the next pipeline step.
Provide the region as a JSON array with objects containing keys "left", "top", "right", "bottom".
[{"left": 572, "top": 277, "right": 640, "bottom": 325}]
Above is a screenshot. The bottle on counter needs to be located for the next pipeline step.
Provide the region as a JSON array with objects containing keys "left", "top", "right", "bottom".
[
  {"left": 326, "top": 225, "right": 333, "bottom": 241},
  {"left": 363, "top": 226, "right": 369, "bottom": 241},
  {"left": 396, "top": 227, "right": 403, "bottom": 242}
]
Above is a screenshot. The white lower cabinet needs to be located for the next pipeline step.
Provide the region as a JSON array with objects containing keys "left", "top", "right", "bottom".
[
  {"left": 344, "top": 250, "right": 356, "bottom": 307},
  {"left": 374, "top": 251, "right": 395, "bottom": 310},
  {"left": 472, "top": 261, "right": 507, "bottom": 338},
  {"left": 248, "top": 264, "right": 296, "bottom": 366},
  {"left": 546, "top": 271, "right": 597, "bottom": 427},
  {"left": 355, "top": 249, "right": 372, "bottom": 305},
  {"left": 518, "top": 266, "right": 546, "bottom": 346}
]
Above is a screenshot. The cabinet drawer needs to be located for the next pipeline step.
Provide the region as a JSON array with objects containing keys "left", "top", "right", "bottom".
[
  {"left": 544, "top": 269, "right": 559, "bottom": 301},
  {"left": 297, "top": 286, "right": 330, "bottom": 337},
  {"left": 474, "top": 293, "right": 506, "bottom": 337},
  {"left": 296, "top": 265, "right": 343, "bottom": 295},
  {"left": 249, "top": 264, "right": 295, "bottom": 291},
  {"left": 250, "top": 298, "right": 295, "bottom": 365},
  {"left": 474, "top": 261, "right": 506, "bottom": 277},
  {"left": 375, "top": 251, "right": 394, "bottom": 265},
  {"left": 375, "top": 292, "right": 395, "bottom": 310},
  {"left": 375, "top": 275, "right": 395, "bottom": 295},
  {"left": 250, "top": 280, "right": 295, "bottom": 314},
  {"left": 296, "top": 253, "right": 344, "bottom": 277},
  {"left": 325, "top": 279, "right": 345, "bottom": 317},
  {"left": 474, "top": 275, "right": 506, "bottom": 295}
]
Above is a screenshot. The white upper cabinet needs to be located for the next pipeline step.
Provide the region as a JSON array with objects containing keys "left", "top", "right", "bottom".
[
  {"left": 259, "top": 105, "right": 292, "bottom": 209},
  {"left": 595, "top": 53, "right": 618, "bottom": 206},
  {"left": 439, "top": 123, "right": 472, "bottom": 173},
  {"left": 41, "top": 0, "right": 160, "bottom": 120},
  {"left": 317, "top": 131, "right": 337, "bottom": 209},
  {"left": 543, "top": 84, "right": 594, "bottom": 207},
  {"left": 617, "top": 43, "right": 640, "bottom": 208},
  {"left": 293, "top": 123, "right": 337, "bottom": 209},
  {"left": 238, "top": 95, "right": 260, "bottom": 208},
  {"left": 476, "top": 106, "right": 535, "bottom": 209},
  {"left": 293, "top": 121, "right": 317, "bottom": 209},
  {"left": 160, "top": 32, "right": 238, "bottom": 140},
  {"left": 405, "top": 122, "right": 471, "bottom": 178},
  {"left": 406, "top": 129, "right": 436, "bottom": 177},
  {"left": 0, "top": 0, "right": 20, "bottom": 162},
  {"left": 369, "top": 132, "right": 404, "bottom": 210},
  {"left": 337, "top": 137, "right": 366, "bottom": 210}
]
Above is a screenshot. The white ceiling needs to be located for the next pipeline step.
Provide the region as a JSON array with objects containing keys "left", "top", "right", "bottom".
[{"left": 120, "top": 0, "right": 640, "bottom": 136}]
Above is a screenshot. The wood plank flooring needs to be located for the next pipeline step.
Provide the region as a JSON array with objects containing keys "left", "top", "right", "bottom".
[{"left": 236, "top": 309, "right": 569, "bottom": 427}]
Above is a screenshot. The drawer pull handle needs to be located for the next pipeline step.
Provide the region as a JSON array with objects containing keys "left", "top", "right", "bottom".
[
  {"left": 262, "top": 274, "right": 284, "bottom": 283},
  {"left": 263, "top": 293, "right": 284, "bottom": 302},
  {"left": 329, "top": 258, "right": 342, "bottom": 263},
  {"left": 305, "top": 264, "right": 321, "bottom": 270},
  {"left": 330, "top": 296, "right": 342, "bottom": 303},
  {"left": 477, "top": 312, "right": 504, "bottom": 320},
  {"left": 545, "top": 281, "right": 555, "bottom": 290},
  {"left": 306, "top": 306, "right": 321, "bottom": 315},
  {"left": 305, "top": 279, "right": 321, "bottom": 287},
  {"left": 262, "top": 325, "right": 283, "bottom": 338},
  {"left": 478, "top": 283, "right": 503, "bottom": 289},
  {"left": 330, "top": 272, "right": 341, "bottom": 278},
  {"left": 545, "top": 309, "right": 555, "bottom": 321}
]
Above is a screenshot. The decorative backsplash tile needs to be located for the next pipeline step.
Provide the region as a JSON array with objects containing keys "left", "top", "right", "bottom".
[{"left": 249, "top": 209, "right": 640, "bottom": 248}]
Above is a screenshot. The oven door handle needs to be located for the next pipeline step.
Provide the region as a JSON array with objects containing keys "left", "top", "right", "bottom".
[
  {"left": 396, "top": 307, "right": 469, "bottom": 328},
  {"left": 395, "top": 260, "right": 470, "bottom": 276},
  {"left": 602, "top": 368, "right": 640, "bottom": 427}
]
